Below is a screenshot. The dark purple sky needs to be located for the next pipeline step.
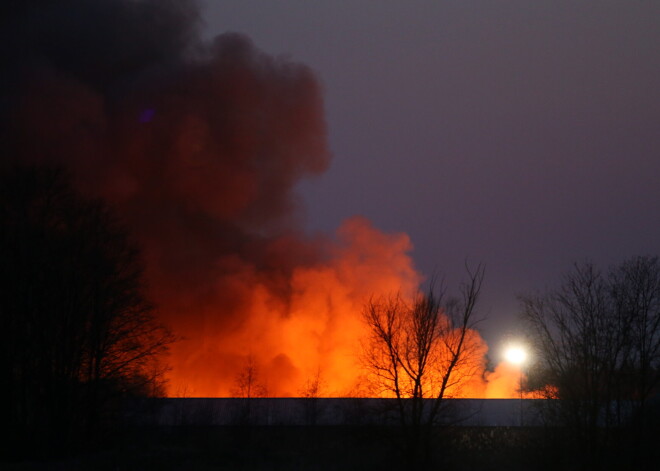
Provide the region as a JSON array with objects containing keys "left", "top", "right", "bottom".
[{"left": 202, "top": 0, "right": 660, "bottom": 348}]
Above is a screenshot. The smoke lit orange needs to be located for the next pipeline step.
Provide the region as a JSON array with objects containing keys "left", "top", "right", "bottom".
[
  {"left": 164, "top": 217, "right": 525, "bottom": 399},
  {"left": 5, "top": 20, "right": 526, "bottom": 400}
]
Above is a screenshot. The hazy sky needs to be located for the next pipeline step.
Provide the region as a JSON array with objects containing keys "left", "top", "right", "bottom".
[{"left": 201, "top": 0, "right": 660, "bottom": 348}]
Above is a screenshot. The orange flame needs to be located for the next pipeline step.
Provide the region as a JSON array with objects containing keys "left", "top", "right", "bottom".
[
  {"left": 4, "top": 20, "right": 527, "bottom": 400},
  {"left": 164, "top": 217, "right": 525, "bottom": 399}
]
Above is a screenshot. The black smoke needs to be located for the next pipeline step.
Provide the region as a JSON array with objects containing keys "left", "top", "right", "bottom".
[{"left": 1, "top": 0, "right": 333, "bottom": 395}]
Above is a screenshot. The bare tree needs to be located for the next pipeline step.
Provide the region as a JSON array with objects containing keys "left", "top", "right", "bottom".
[
  {"left": 520, "top": 257, "right": 660, "bottom": 469},
  {"left": 520, "top": 262, "right": 618, "bottom": 467},
  {"left": 299, "top": 366, "right": 325, "bottom": 425},
  {"left": 608, "top": 256, "right": 660, "bottom": 466},
  {"left": 609, "top": 256, "right": 660, "bottom": 413},
  {"left": 231, "top": 353, "right": 268, "bottom": 426},
  {"left": 231, "top": 353, "right": 268, "bottom": 399},
  {"left": 361, "top": 264, "right": 485, "bottom": 463},
  {"left": 0, "top": 165, "right": 173, "bottom": 457},
  {"left": 300, "top": 366, "right": 324, "bottom": 399}
]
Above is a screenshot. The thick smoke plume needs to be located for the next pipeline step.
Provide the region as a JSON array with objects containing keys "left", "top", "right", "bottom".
[{"left": 2, "top": 0, "right": 521, "bottom": 397}]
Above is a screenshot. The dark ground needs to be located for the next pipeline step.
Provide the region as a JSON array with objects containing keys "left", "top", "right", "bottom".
[{"left": 5, "top": 424, "right": 656, "bottom": 471}]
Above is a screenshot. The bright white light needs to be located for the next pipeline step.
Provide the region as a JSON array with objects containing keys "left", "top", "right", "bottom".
[{"left": 504, "top": 346, "right": 527, "bottom": 365}]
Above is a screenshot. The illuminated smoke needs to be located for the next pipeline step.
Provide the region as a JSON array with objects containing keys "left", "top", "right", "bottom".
[{"left": 2, "top": 0, "right": 523, "bottom": 398}]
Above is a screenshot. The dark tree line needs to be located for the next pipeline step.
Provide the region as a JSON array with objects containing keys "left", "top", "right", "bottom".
[
  {"left": 0, "top": 165, "right": 172, "bottom": 459},
  {"left": 520, "top": 257, "right": 660, "bottom": 470}
]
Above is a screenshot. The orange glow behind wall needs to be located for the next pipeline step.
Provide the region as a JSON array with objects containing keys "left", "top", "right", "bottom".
[{"left": 164, "top": 217, "right": 524, "bottom": 399}]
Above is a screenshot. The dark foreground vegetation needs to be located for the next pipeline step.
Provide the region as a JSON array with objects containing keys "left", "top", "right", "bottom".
[
  {"left": 520, "top": 256, "right": 660, "bottom": 470},
  {"left": 4, "top": 419, "right": 659, "bottom": 471},
  {"left": 0, "top": 166, "right": 172, "bottom": 461},
  {"left": 3, "top": 397, "right": 659, "bottom": 471}
]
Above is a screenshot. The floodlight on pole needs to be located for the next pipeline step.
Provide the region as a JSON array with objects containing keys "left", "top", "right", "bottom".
[
  {"left": 504, "top": 346, "right": 527, "bottom": 365},
  {"left": 504, "top": 344, "right": 527, "bottom": 426}
]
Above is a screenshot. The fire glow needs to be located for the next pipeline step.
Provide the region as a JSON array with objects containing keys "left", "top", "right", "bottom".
[
  {"left": 4, "top": 1, "right": 525, "bottom": 400},
  {"left": 161, "top": 215, "right": 527, "bottom": 399}
]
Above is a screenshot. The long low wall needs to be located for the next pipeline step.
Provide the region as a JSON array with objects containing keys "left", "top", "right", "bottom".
[{"left": 126, "top": 398, "right": 547, "bottom": 427}]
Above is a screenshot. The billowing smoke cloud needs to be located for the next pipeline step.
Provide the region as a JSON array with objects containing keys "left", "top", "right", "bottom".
[{"left": 2, "top": 0, "right": 522, "bottom": 397}]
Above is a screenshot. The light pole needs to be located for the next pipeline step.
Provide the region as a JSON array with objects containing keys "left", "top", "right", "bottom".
[{"left": 504, "top": 345, "right": 527, "bottom": 426}]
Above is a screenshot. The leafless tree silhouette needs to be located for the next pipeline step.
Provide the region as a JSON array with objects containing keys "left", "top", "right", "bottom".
[
  {"left": 0, "top": 165, "right": 173, "bottom": 457},
  {"left": 520, "top": 257, "right": 660, "bottom": 469},
  {"left": 362, "top": 264, "right": 485, "bottom": 464}
]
